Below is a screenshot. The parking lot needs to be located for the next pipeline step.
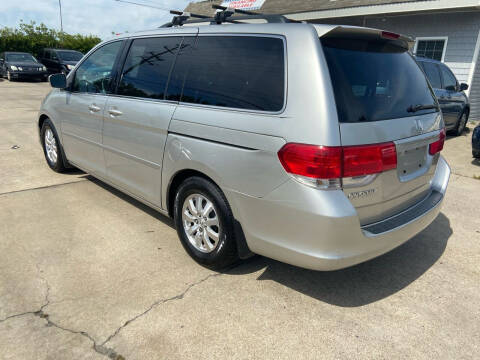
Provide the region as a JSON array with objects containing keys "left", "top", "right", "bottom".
[{"left": 0, "top": 79, "right": 479, "bottom": 359}]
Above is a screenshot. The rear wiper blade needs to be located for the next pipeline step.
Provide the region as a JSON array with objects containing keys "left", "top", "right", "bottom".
[{"left": 407, "top": 104, "right": 438, "bottom": 113}]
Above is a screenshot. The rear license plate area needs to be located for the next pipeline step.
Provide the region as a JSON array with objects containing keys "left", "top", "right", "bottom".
[{"left": 397, "top": 145, "right": 428, "bottom": 179}]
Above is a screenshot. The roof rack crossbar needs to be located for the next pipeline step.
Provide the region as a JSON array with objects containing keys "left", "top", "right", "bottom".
[
  {"left": 166, "top": 10, "right": 211, "bottom": 27},
  {"left": 160, "top": 5, "right": 300, "bottom": 27}
]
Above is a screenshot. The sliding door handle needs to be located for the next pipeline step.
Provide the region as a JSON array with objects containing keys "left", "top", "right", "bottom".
[
  {"left": 108, "top": 108, "right": 123, "bottom": 117},
  {"left": 88, "top": 104, "right": 101, "bottom": 112}
]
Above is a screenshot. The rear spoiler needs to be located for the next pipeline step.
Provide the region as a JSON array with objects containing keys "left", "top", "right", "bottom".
[{"left": 313, "top": 25, "right": 414, "bottom": 51}]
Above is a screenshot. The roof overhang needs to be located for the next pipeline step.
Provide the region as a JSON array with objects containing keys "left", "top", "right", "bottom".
[{"left": 285, "top": 0, "right": 480, "bottom": 20}]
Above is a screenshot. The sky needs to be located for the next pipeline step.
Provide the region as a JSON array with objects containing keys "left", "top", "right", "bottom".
[{"left": 0, "top": 0, "right": 196, "bottom": 40}]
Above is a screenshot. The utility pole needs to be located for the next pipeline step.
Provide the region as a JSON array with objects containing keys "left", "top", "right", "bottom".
[{"left": 59, "top": 0, "right": 63, "bottom": 32}]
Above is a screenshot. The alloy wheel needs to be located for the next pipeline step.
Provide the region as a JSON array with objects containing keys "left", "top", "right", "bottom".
[
  {"left": 44, "top": 128, "right": 58, "bottom": 165},
  {"left": 181, "top": 193, "right": 220, "bottom": 253}
]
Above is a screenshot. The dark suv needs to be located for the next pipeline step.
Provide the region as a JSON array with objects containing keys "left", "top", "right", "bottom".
[
  {"left": 416, "top": 57, "right": 470, "bottom": 136},
  {"left": 39, "top": 49, "right": 83, "bottom": 75}
]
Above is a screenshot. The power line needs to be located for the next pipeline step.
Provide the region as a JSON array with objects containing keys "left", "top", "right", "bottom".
[{"left": 113, "top": 0, "right": 171, "bottom": 11}]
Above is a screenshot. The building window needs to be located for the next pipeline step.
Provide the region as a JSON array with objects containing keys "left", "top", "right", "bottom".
[{"left": 414, "top": 37, "right": 448, "bottom": 62}]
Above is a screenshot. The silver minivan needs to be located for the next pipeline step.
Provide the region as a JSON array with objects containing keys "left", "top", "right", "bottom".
[{"left": 38, "top": 13, "right": 450, "bottom": 271}]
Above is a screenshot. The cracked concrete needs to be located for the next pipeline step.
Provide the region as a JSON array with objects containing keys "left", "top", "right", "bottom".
[
  {"left": 0, "top": 257, "right": 223, "bottom": 360},
  {"left": 1, "top": 81, "right": 480, "bottom": 359},
  {"left": 0, "top": 260, "right": 120, "bottom": 359}
]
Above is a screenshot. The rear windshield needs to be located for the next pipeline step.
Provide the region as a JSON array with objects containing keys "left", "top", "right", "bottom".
[
  {"left": 322, "top": 38, "right": 437, "bottom": 123},
  {"left": 57, "top": 51, "right": 83, "bottom": 61}
]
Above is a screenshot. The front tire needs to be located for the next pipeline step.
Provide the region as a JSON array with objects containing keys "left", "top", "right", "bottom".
[
  {"left": 40, "top": 119, "right": 68, "bottom": 173},
  {"left": 174, "top": 177, "right": 239, "bottom": 270},
  {"left": 473, "top": 150, "right": 480, "bottom": 159}
]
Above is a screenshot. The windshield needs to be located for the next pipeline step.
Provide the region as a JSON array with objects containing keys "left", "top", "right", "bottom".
[
  {"left": 57, "top": 51, "right": 83, "bottom": 62},
  {"left": 6, "top": 53, "right": 37, "bottom": 63},
  {"left": 322, "top": 38, "right": 437, "bottom": 123}
]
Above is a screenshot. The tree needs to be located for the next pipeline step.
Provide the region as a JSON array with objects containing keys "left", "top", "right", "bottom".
[{"left": 0, "top": 21, "right": 101, "bottom": 57}]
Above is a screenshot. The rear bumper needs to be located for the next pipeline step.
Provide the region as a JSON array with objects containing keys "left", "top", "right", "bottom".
[{"left": 230, "top": 155, "right": 450, "bottom": 271}]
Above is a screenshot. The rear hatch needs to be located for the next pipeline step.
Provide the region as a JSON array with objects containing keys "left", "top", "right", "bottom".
[{"left": 320, "top": 27, "right": 444, "bottom": 225}]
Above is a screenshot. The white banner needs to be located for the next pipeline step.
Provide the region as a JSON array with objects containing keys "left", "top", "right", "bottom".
[{"left": 220, "top": 0, "right": 266, "bottom": 11}]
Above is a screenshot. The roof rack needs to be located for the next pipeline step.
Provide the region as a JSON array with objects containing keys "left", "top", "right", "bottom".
[{"left": 160, "top": 4, "right": 298, "bottom": 28}]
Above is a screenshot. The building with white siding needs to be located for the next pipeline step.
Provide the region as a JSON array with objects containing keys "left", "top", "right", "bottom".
[{"left": 185, "top": 0, "right": 480, "bottom": 120}]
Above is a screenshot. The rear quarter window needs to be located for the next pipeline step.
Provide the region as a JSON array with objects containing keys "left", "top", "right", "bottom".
[
  {"left": 322, "top": 38, "right": 437, "bottom": 123},
  {"left": 440, "top": 65, "right": 457, "bottom": 91},
  {"left": 180, "top": 36, "right": 285, "bottom": 112},
  {"left": 420, "top": 61, "right": 442, "bottom": 89}
]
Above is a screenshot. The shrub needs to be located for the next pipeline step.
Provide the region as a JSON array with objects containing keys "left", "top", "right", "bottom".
[{"left": 0, "top": 21, "right": 101, "bottom": 57}]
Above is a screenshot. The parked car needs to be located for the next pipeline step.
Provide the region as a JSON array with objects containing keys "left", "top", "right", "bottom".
[
  {"left": 38, "top": 15, "right": 450, "bottom": 271},
  {"left": 39, "top": 48, "right": 84, "bottom": 75},
  {"left": 416, "top": 57, "right": 470, "bottom": 136},
  {"left": 0, "top": 52, "right": 48, "bottom": 81},
  {"left": 473, "top": 124, "right": 480, "bottom": 158}
]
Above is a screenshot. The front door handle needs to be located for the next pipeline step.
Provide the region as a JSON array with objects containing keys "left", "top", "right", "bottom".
[
  {"left": 88, "top": 104, "right": 101, "bottom": 112},
  {"left": 108, "top": 108, "right": 123, "bottom": 117}
]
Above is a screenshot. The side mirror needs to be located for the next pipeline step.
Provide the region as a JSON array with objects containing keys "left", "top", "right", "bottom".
[
  {"left": 460, "top": 83, "right": 469, "bottom": 91},
  {"left": 49, "top": 73, "right": 67, "bottom": 89}
]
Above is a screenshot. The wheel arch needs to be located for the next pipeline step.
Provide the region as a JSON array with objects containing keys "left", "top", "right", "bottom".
[
  {"left": 38, "top": 113, "right": 49, "bottom": 131},
  {"left": 166, "top": 169, "right": 219, "bottom": 219},
  {"left": 166, "top": 168, "right": 254, "bottom": 259},
  {"left": 464, "top": 104, "right": 470, "bottom": 119},
  {"left": 38, "top": 114, "right": 71, "bottom": 169}
]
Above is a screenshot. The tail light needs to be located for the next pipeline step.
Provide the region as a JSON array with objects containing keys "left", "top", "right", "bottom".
[
  {"left": 278, "top": 142, "right": 397, "bottom": 189},
  {"left": 277, "top": 144, "right": 342, "bottom": 179},
  {"left": 429, "top": 128, "right": 446, "bottom": 155},
  {"left": 343, "top": 143, "right": 397, "bottom": 177}
]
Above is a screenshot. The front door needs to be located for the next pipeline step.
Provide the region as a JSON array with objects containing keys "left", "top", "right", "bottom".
[
  {"left": 103, "top": 35, "right": 194, "bottom": 206},
  {"left": 60, "top": 40, "right": 123, "bottom": 176}
]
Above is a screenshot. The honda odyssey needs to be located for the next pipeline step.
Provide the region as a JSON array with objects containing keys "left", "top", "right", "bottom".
[{"left": 37, "top": 10, "right": 450, "bottom": 270}]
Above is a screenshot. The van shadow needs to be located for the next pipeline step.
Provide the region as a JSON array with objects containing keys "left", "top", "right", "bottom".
[
  {"left": 86, "top": 175, "right": 174, "bottom": 228},
  {"left": 231, "top": 213, "right": 451, "bottom": 307},
  {"left": 86, "top": 175, "right": 451, "bottom": 307}
]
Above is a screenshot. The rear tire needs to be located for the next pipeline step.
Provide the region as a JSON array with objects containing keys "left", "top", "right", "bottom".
[
  {"left": 174, "top": 176, "right": 239, "bottom": 270},
  {"left": 40, "top": 119, "right": 68, "bottom": 173},
  {"left": 452, "top": 112, "right": 468, "bottom": 136}
]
